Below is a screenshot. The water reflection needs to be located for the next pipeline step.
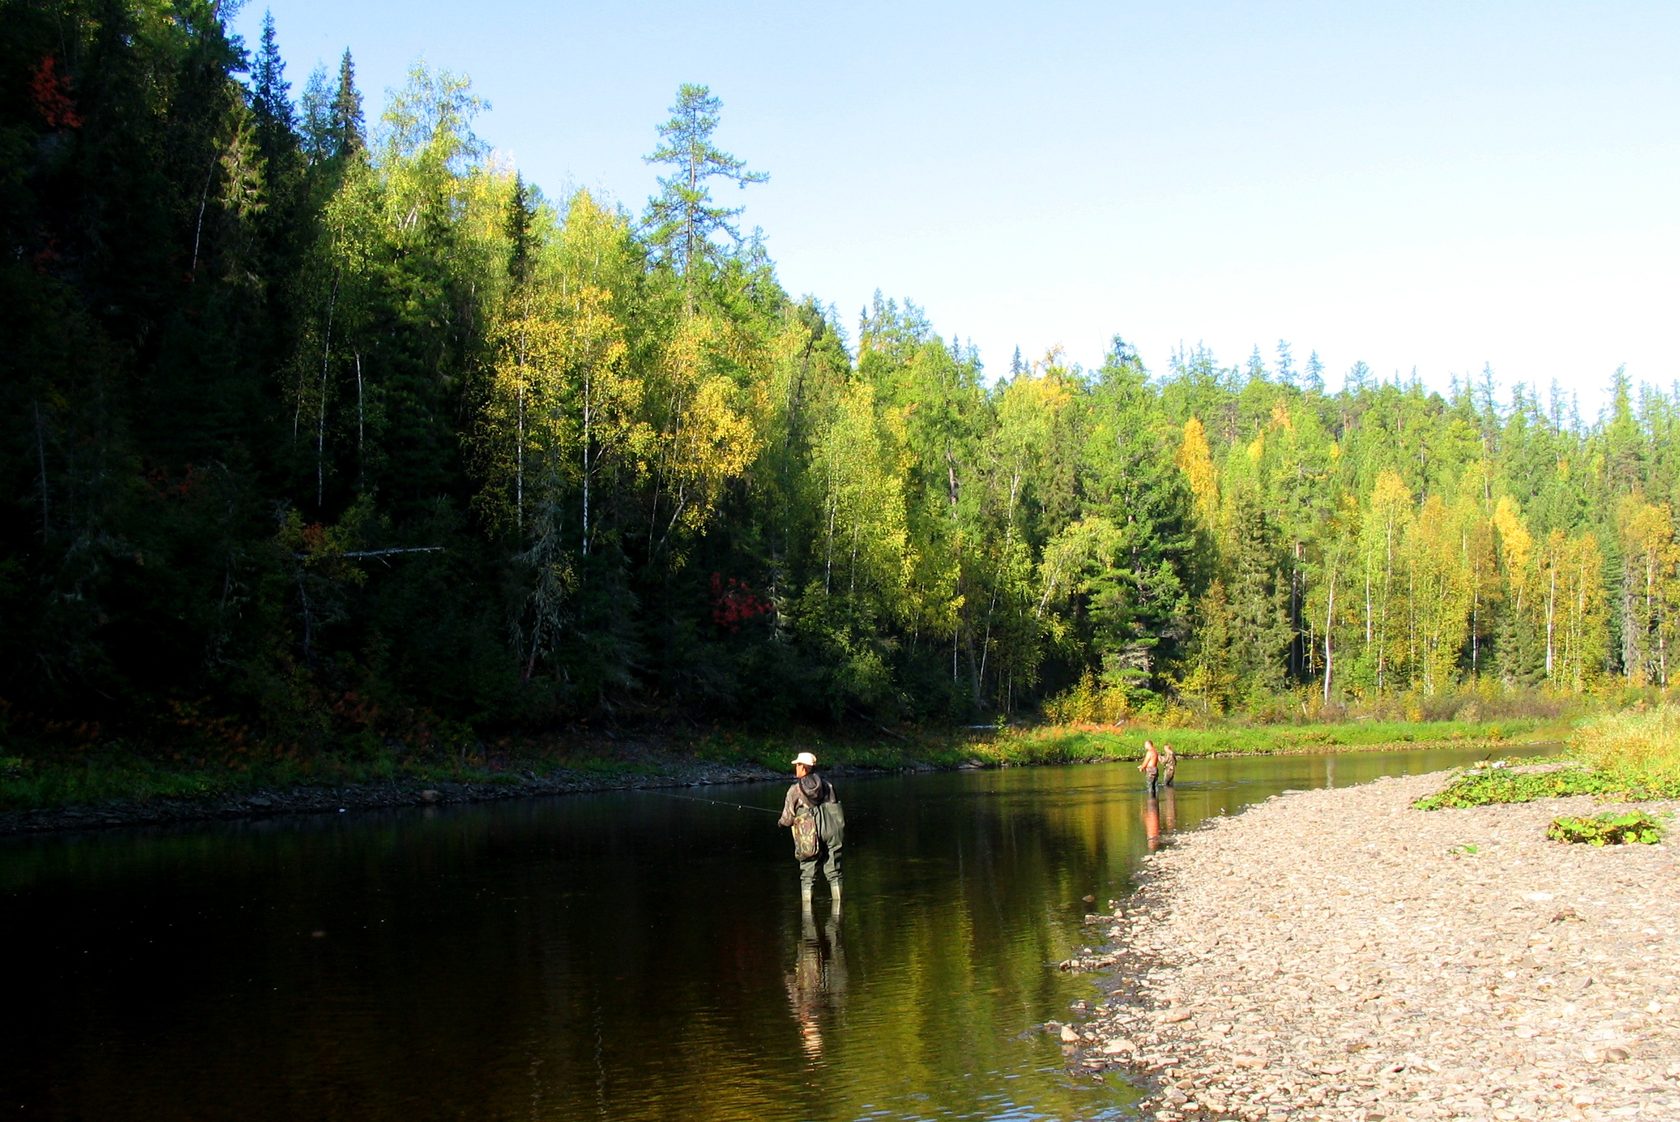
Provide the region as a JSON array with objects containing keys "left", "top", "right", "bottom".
[
  {"left": 1143, "top": 788, "right": 1180, "bottom": 851},
  {"left": 0, "top": 742, "right": 1556, "bottom": 1122},
  {"left": 787, "top": 901, "right": 847, "bottom": 1062}
]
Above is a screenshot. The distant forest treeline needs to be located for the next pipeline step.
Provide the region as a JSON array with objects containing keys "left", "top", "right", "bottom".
[{"left": 4, "top": 4, "right": 1676, "bottom": 750}]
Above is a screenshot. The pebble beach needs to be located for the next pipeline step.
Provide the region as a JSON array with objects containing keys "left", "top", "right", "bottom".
[{"left": 1057, "top": 770, "right": 1680, "bottom": 1121}]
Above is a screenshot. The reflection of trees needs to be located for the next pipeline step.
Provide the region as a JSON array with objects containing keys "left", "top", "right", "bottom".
[{"left": 785, "top": 904, "right": 847, "bottom": 1062}]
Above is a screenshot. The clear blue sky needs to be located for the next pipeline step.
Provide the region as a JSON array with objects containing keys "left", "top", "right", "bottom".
[{"left": 234, "top": 0, "right": 1678, "bottom": 418}]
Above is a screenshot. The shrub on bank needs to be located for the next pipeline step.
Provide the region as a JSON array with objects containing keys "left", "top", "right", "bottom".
[
  {"left": 1040, "top": 680, "right": 1593, "bottom": 734},
  {"left": 1569, "top": 705, "right": 1680, "bottom": 799},
  {"left": 1413, "top": 704, "right": 1680, "bottom": 813},
  {"left": 1546, "top": 810, "right": 1667, "bottom": 846}
]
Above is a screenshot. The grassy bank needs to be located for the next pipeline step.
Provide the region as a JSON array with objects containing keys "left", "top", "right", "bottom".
[
  {"left": 1415, "top": 704, "right": 1680, "bottom": 812},
  {"left": 685, "top": 715, "right": 1558, "bottom": 775},
  {"left": 957, "top": 716, "right": 1560, "bottom": 767},
  {"left": 1569, "top": 705, "right": 1680, "bottom": 798},
  {"left": 0, "top": 736, "right": 687, "bottom": 815},
  {"left": 1408, "top": 705, "right": 1680, "bottom": 845},
  {"left": 0, "top": 714, "right": 1566, "bottom": 824}
]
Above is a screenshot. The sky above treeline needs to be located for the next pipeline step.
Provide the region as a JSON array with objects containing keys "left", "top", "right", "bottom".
[{"left": 233, "top": 0, "right": 1679, "bottom": 419}]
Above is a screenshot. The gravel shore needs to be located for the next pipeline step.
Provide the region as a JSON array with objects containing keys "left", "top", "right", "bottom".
[{"left": 1059, "top": 770, "right": 1680, "bottom": 1122}]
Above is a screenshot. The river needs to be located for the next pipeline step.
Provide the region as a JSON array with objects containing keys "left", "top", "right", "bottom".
[{"left": 0, "top": 743, "right": 1553, "bottom": 1121}]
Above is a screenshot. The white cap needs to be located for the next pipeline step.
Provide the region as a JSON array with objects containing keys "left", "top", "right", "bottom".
[{"left": 792, "top": 751, "right": 818, "bottom": 767}]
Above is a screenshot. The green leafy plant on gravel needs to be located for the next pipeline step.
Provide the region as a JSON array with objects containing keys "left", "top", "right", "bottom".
[
  {"left": 1412, "top": 763, "right": 1622, "bottom": 810},
  {"left": 1416, "top": 706, "right": 1680, "bottom": 813},
  {"left": 1545, "top": 811, "right": 1666, "bottom": 846}
]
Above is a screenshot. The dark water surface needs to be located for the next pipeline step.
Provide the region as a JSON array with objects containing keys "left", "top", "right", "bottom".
[{"left": 2, "top": 744, "right": 1555, "bottom": 1121}]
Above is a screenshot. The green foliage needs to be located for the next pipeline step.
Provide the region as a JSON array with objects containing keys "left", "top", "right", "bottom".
[
  {"left": 991, "top": 717, "right": 1541, "bottom": 767},
  {"left": 1412, "top": 763, "right": 1622, "bottom": 810},
  {"left": 1545, "top": 811, "right": 1666, "bottom": 846},
  {"left": 6, "top": 7, "right": 1680, "bottom": 775},
  {"left": 1041, "top": 669, "right": 1131, "bottom": 726},
  {"left": 642, "top": 82, "right": 766, "bottom": 302},
  {"left": 1569, "top": 704, "right": 1680, "bottom": 799}
]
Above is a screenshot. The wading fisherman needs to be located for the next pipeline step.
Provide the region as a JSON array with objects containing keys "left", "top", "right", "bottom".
[
  {"left": 1159, "top": 742, "right": 1177, "bottom": 788},
  {"left": 1139, "top": 739, "right": 1160, "bottom": 797},
  {"left": 779, "top": 751, "right": 843, "bottom": 906}
]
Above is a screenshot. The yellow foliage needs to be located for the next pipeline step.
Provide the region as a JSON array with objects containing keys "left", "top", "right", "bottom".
[
  {"left": 649, "top": 313, "right": 765, "bottom": 544},
  {"left": 1616, "top": 496, "right": 1680, "bottom": 687},
  {"left": 1406, "top": 494, "right": 1472, "bottom": 695},
  {"left": 1491, "top": 495, "right": 1534, "bottom": 612},
  {"left": 1176, "top": 416, "right": 1219, "bottom": 531}
]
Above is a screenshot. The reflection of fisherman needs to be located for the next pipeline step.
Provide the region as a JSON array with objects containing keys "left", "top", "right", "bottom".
[
  {"left": 1159, "top": 742, "right": 1177, "bottom": 788},
  {"left": 1139, "top": 739, "right": 1160, "bottom": 796},
  {"left": 1143, "top": 796, "right": 1161, "bottom": 851},
  {"left": 785, "top": 905, "right": 848, "bottom": 1060},
  {"left": 1161, "top": 785, "right": 1177, "bottom": 832},
  {"left": 778, "top": 751, "right": 843, "bottom": 904}
]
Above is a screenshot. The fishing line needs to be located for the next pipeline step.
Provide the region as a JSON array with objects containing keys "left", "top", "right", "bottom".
[{"left": 637, "top": 788, "right": 780, "bottom": 814}]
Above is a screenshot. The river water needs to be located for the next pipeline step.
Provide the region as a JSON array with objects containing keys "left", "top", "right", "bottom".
[{"left": 1, "top": 744, "right": 1553, "bottom": 1121}]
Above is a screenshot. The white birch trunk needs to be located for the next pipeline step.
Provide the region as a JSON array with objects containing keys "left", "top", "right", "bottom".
[
  {"left": 1545, "top": 566, "right": 1557, "bottom": 679},
  {"left": 355, "top": 353, "right": 364, "bottom": 493}
]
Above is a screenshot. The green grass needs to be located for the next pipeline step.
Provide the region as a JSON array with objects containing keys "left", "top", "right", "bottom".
[
  {"left": 1569, "top": 705, "right": 1680, "bottom": 799},
  {"left": 713, "top": 716, "right": 1552, "bottom": 773},
  {"left": 1413, "top": 704, "right": 1680, "bottom": 811},
  {"left": 981, "top": 717, "right": 1547, "bottom": 766}
]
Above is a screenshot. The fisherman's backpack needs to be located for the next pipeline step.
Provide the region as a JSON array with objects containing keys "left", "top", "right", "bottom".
[
  {"left": 815, "top": 797, "right": 844, "bottom": 844},
  {"left": 791, "top": 806, "right": 820, "bottom": 860}
]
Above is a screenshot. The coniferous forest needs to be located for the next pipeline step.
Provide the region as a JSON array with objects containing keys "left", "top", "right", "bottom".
[{"left": 5, "top": 4, "right": 1678, "bottom": 755}]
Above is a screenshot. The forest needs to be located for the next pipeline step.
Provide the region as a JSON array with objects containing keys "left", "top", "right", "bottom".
[{"left": 5, "top": 2, "right": 1678, "bottom": 756}]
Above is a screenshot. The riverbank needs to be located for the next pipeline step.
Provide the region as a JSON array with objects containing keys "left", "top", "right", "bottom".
[
  {"left": 0, "top": 743, "right": 798, "bottom": 836},
  {"left": 1058, "top": 770, "right": 1680, "bottom": 1121},
  {"left": 1, "top": 716, "right": 1550, "bottom": 837}
]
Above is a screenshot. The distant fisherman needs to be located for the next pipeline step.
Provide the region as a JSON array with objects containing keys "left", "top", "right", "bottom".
[
  {"left": 1160, "top": 742, "right": 1177, "bottom": 788},
  {"left": 1139, "top": 739, "right": 1160, "bottom": 797},
  {"left": 779, "top": 751, "right": 844, "bottom": 906}
]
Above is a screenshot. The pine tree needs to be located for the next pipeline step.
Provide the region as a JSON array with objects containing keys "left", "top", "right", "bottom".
[{"left": 642, "top": 83, "right": 766, "bottom": 312}]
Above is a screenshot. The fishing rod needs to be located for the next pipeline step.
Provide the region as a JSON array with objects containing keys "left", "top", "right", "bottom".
[{"left": 637, "top": 788, "right": 780, "bottom": 814}]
